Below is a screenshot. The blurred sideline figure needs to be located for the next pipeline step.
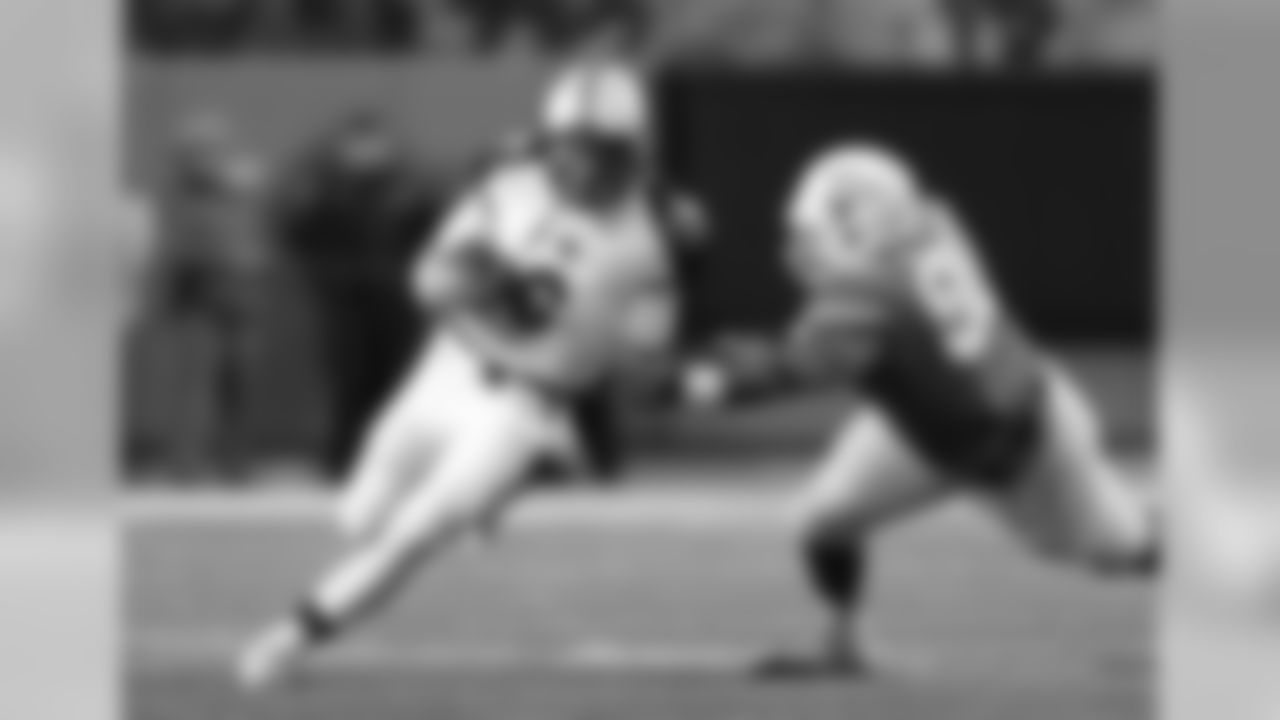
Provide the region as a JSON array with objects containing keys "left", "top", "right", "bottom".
[
  {"left": 270, "top": 112, "right": 440, "bottom": 476},
  {"left": 237, "top": 58, "right": 708, "bottom": 690},
  {"left": 940, "top": 0, "right": 1059, "bottom": 68},
  {"left": 126, "top": 115, "right": 275, "bottom": 480},
  {"left": 446, "top": 0, "right": 650, "bottom": 56},
  {"left": 1048, "top": 0, "right": 1156, "bottom": 69},
  {"left": 681, "top": 143, "right": 1159, "bottom": 674}
]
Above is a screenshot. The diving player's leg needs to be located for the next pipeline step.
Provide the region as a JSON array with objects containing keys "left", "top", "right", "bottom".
[
  {"left": 766, "top": 407, "right": 952, "bottom": 676},
  {"left": 996, "top": 366, "right": 1159, "bottom": 575},
  {"left": 236, "top": 384, "right": 570, "bottom": 691}
]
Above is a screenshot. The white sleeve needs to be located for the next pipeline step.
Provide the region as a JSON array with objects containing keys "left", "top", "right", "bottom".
[{"left": 410, "top": 185, "right": 497, "bottom": 308}]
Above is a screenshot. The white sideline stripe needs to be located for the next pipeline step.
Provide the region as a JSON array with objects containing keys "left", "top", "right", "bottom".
[
  {"left": 133, "top": 632, "right": 968, "bottom": 682},
  {"left": 132, "top": 631, "right": 751, "bottom": 673},
  {"left": 124, "top": 488, "right": 796, "bottom": 529},
  {"left": 131, "top": 631, "right": 1115, "bottom": 685}
]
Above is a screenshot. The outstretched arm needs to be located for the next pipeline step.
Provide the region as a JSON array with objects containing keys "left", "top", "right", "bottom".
[
  {"left": 679, "top": 333, "right": 810, "bottom": 408},
  {"left": 679, "top": 299, "right": 881, "bottom": 410}
]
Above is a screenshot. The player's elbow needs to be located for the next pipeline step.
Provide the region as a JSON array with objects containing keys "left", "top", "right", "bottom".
[{"left": 414, "top": 261, "right": 471, "bottom": 314}]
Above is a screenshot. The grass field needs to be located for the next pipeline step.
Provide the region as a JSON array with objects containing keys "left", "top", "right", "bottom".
[{"left": 127, "top": 462, "right": 1153, "bottom": 720}]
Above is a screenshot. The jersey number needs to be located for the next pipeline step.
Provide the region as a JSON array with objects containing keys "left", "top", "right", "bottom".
[
  {"left": 519, "top": 219, "right": 584, "bottom": 320},
  {"left": 909, "top": 241, "right": 997, "bottom": 363}
]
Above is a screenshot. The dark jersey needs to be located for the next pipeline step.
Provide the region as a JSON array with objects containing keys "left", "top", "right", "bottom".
[{"left": 780, "top": 204, "right": 1045, "bottom": 484}]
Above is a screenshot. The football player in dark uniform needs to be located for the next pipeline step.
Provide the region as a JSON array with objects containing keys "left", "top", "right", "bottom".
[{"left": 682, "top": 143, "right": 1159, "bottom": 674}]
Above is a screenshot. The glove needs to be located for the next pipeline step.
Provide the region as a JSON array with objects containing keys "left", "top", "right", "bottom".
[
  {"left": 676, "top": 333, "right": 785, "bottom": 409},
  {"left": 680, "top": 360, "right": 731, "bottom": 409},
  {"left": 706, "top": 333, "right": 785, "bottom": 389}
]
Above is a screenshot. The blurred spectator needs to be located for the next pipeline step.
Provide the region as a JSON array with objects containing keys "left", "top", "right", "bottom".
[
  {"left": 447, "top": 0, "right": 521, "bottom": 52},
  {"left": 645, "top": 0, "right": 949, "bottom": 68},
  {"left": 539, "top": 0, "right": 651, "bottom": 55},
  {"left": 131, "top": 0, "right": 257, "bottom": 53},
  {"left": 130, "top": 0, "right": 1152, "bottom": 67},
  {"left": 289, "top": 0, "right": 420, "bottom": 52},
  {"left": 271, "top": 112, "right": 441, "bottom": 477},
  {"left": 941, "top": 0, "right": 1061, "bottom": 69},
  {"left": 126, "top": 116, "right": 277, "bottom": 479},
  {"left": 645, "top": 0, "right": 815, "bottom": 66},
  {"left": 1050, "top": 0, "right": 1156, "bottom": 69},
  {"left": 446, "top": 0, "right": 648, "bottom": 55},
  {"left": 132, "top": 0, "right": 419, "bottom": 54},
  {"left": 817, "top": 0, "right": 956, "bottom": 67}
]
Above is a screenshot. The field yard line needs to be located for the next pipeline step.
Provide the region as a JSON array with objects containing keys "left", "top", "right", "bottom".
[
  {"left": 131, "top": 629, "right": 759, "bottom": 673},
  {"left": 124, "top": 485, "right": 800, "bottom": 529},
  {"left": 132, "top": 629, "right": 969, "bottom": 681},
  {"left": 132, "top": 629, "right": 1106, "bottom": 686}
]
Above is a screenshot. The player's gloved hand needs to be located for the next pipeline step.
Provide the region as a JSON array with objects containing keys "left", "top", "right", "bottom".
[
  {"left": 679, "top": 360, "right": 731, "bottom": 410},
  {"left": 679, "top": 333, "right": 786, "bottom": 408},
  {"left": 713, "top": 333, "right": 785, "bottom": 380}
]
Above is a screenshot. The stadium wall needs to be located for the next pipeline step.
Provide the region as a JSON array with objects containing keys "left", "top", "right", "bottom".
[{"left": 663, "top": 72, "right": 1156, "bottom": 345}]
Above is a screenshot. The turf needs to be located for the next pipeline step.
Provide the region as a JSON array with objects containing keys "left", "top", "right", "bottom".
[{"left": 127, "top": 471, "right": 1152, "bottom": 720}]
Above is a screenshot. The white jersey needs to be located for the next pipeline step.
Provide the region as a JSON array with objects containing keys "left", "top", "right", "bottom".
[{"left": 416, "top": 160, "right": 680, "bottom": 395}]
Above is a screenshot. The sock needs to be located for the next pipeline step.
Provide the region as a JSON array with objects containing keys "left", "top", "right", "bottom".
[
  {"left": 293, "top": 596, "right": 341, "bottom": 646},
  {"left": 302, "top": 518, "right": 455, "bottom": 640},
  {"left": 803, "top": 534, "right": 866, "bottom": 612}
]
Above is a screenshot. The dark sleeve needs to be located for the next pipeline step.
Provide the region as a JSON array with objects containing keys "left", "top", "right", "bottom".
[
  {"left": 653, "top": 188, "right": 714, "bottom": 348},
  {"left": 702, "top": 333, "right": 801, "bottom": 403},
  {"left": 691, "top": 299, "right": 880, "bottom": 406},
  {"left": 782, "top": 300, "right": 881, "bottom": 383}
]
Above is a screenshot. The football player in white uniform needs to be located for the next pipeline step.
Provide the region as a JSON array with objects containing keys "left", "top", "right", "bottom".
[
  {"left": 683, "top": 143, "right": 1160, "bottom": 675},
  {"left": 236, "top": 60, "right": 707, "bottom": 690}
]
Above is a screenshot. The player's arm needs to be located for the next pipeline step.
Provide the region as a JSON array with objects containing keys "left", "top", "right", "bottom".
[
  {"left": 679, "top": 300, "right": 879, "bottom": 409},
  {"left": 652, "top": 187, "right": 714, "bottom": 350},
  {"left": 412, "top": 182, "right": 551, "bottom": 325},
  {"left": 613, "top": 188, "right": 715, "bottom": 407},
  {"left": 678, "top": 333, "right": 805, "bottom": 408},
  {"left": 412, "top": 189, "right": 498, "bottom": 313},
  {"left": 412, "top": 183, "right": 565, "bottom": 380}
]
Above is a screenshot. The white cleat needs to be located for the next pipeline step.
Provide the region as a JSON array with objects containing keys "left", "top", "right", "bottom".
[{"left": 235, "top": 623, "right": 308, "bottom": 694}]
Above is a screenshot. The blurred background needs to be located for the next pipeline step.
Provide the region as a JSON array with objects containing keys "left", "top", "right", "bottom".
[{"left": 121, "top": 0, "right": 1156, "bottom": 487}]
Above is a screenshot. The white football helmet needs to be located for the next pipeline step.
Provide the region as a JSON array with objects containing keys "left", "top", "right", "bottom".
[
  {"left": 540, "top": 60, "right": 652, "bottom": 142},
  {"left": 783, "top": 143, "right": 924, "bottom": 283}
]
